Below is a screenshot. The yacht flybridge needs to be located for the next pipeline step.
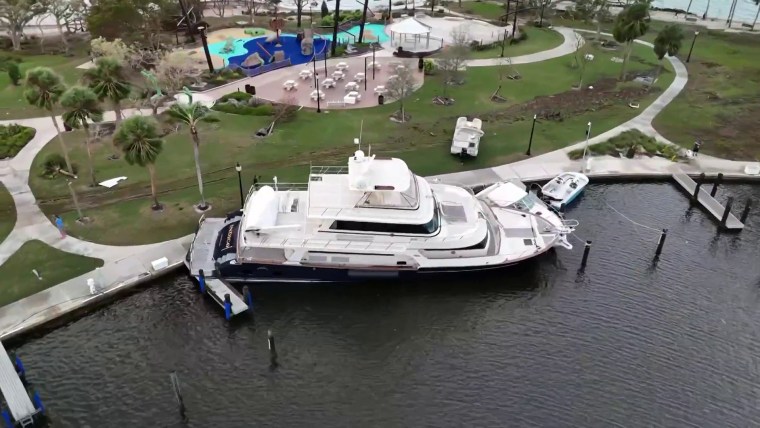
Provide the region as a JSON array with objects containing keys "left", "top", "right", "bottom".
[{"left": 186, "top": 150, "right": 577, "bottom": 283}]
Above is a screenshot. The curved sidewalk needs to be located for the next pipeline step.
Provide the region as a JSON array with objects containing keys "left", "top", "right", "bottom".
[{"left": 465, "top": 26, "right": 581, "bottom": 67}]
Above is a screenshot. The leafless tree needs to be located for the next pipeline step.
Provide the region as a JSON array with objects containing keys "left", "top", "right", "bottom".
[
  {"left": 293, "top": 0, "right": 308, "bottom": 27},
  {"left": 0, "top": 0, "right": 45, "bottom": 50},
  {"left": 243, "top": 0, "right": 262, "bottom": 23},
  {"left": 437, "top": 26, "right": 470, "bottom": 95},
  {"left": 40, "top": 0, "right": 74, "bottom": 54},
  {"left": 385, "top": 64, "right": 416, "bottom": 123},
  {"left": 211, "top": 0, "right": 229, "bottom": 17},
  {"left": 155, "top": 51, "right": 203, "bottom": 94}
]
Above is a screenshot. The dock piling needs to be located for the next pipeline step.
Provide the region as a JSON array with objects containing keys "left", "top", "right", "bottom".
[
  {"left": 224, "top": 294, "right": 232, "bottom": 321},
  {"left": 169, "top": 372, "right": 186, "bottom": 421},
  {"left": 580, "top": 241, "right": 591, "bottom": 269},
  {"left": 710, "top": 173, "right": 723, "bottom": 197},
  {"left": 740, "top": 199, "right": 752, "bottom": 224},
  {"left": 31, "top": 391, "right": 44, "bottom": 415},
  {"left": 692, "top": 173, "right": 706, "bottom": 202},
  {"left": 242, "top": 285, "right": 253, "bottom": 311},
  {"left": 198, "top": 269, "right": 206, "bottom": 294},
  {"left": 721, "top": 196, "right": 735, "bottom": 228},
  {"left": 13, "top": 356, "right": 25, "bottom": 381},
  {"left": 268, "top": 329, "right": 277, "bottom": 355},
  {"left": 655, "top": 229, "right": 668, "bottom": 257}
]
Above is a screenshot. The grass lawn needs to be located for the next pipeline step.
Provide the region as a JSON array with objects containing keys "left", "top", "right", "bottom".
[
  {"left": 468, "top": 26, "right": 565, "bottom": 59},
  {"left": 0, "top": 240, "right": 104, "bottom": 308},
  {"left": 0, "top": 47, "right": 89, "bottom": 120},
  {"left": 29, "top": 42, "right": 672, "bottom": 245},
  {"left": 652, "top": 30, "right": 760, "bottom": 160},
  {"left": 447, "top": 1, "right": 506, "bottom": 20},
  {"left": 0, "top": 184, "right": 15, "bottom": 243}
]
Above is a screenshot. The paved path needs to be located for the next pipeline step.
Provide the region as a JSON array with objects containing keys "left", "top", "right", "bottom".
[{"left": 465, "top": 27, "right": 581, "bottom": 67}]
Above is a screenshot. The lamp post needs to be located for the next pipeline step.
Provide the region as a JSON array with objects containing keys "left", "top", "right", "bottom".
[
  {"left": 195, "top": 22, "right": 214, "bottom": 73},
  {"left": 364, "top": 57, "right": 368, "bottom": 91},
  {"left": 323, "top": 44, "right": 327, "bottom": 75},
  {"left": 512, "top": 6, "right": 518, "bottom": 39},
  {"left": 316, "top": 76, "right": 322, "bottom": 113},
  {"left": 500, "top": 28, "right": 507, "bottom": 57},
  {"left": 686, "top": 31, "right": 699, "bottom": 63},
  {"left": 372, "top": 43, "right": 376, "bottom": 80},
  {"left": 235, "top": 163, "right": 244, "bottom": 208},
  {"left": 313, "top": 55, "right": 318, "bottom": 88},
  {"left": 539, "top": 0, "right": 547, "bottom": 27},
  {"left": 581, "top": 121, "right": 592, "bottom": 171},
  {"left": 526, "top": 114, "right": 536, "bottom": 156}
]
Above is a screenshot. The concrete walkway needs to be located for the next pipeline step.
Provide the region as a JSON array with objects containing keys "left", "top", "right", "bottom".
[{"left": 465, "top": 26, "right": 581, "bottom": 67}]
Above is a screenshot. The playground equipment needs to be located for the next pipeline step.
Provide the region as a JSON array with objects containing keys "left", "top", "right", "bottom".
[
  {"left": 242, "top": 52, "right": 264, "bottom": 68},
  {"left": 221, "top": 36, "right": 236, "bottom": 54},
  {"left": 269, "top": 17, "right": 285, "bottom": 43},
  {"left": 257, "top": 41, "right": 274, "bottom": 61},
  {"left": 301, "top": 28, "right": 314, "bottom": 56}
]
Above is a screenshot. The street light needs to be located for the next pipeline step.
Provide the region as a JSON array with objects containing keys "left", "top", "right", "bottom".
[
  {"left": 526, "top": 114, "right": 536, "bottom": 156},
  {"left": 581, "top": 121, "right": 592, "bottom": 172},
  {"left": 686, "top": 31, "right": 699, "bottom": 63},
  {"left": 372, "top": 43, "right": 376, "bottom": 80},
  {"left": 312, "top": 55, "right": 318, "bottom": 89},
  {"left": 235, "top": 162, "right": 244, "bottom": 208},
  {"left": 194, "top": 22, "right": 214, "bottom": 73},
  {"left": 316, "top": 76, "right": 322, "bottom": 113},
  {"left": 364, "top": 57, "right": 368, "bottom": 91}
]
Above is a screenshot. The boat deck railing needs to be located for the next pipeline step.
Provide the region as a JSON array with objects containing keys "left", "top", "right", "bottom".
[
  {"left": 310, "top": 165, "right": 349, "bottom": 175},
  {"left": 252, "top": 236, "right": 408, "bottom": 253}
]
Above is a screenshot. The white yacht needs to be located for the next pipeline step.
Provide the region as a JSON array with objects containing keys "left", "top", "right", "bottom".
[{"left": 186, "top": 150, "right": 576, "bottom": 283}]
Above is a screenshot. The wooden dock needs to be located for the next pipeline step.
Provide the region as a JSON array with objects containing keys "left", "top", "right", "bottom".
[
  {"left": 672, "top": 171, "right": 744, "bottom": 230},
  {"left": 0, "top": 342, "right": 37, "bottom": 427},
  {"left": 204, "top": 278, "right": 249, "bottom": 316}
]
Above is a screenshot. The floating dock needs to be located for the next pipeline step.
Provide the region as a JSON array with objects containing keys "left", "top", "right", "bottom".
[
  {"left": 672, "top": 171, "right": 744, "bottom": 230},
  {"left": 203, "top": 278, "right": 249, "bottom": 317},
  {"left": 0, "top": 341, "right": 38, "bottom": 427}
]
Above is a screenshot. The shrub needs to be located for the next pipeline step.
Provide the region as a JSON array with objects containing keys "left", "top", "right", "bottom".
[
  {"left": 219, "top": 92, "right": 253, "bottom": 102},
  {"left": 0, "top": 54, "right": 21, "bottom": 71},
  {"left": 212, "top": 103, "right": 274, "bottom": 116},
  {"left": 0, "top": 124, "right": 36, "bottom": 158},
  {"left": 41, "top": 153, "right": 78, "bottom": 178},
  {"left": 7, "top": 62, "right": 21, "bottom": 85},
  {"left": 423, "top": 59, "right": 436, "bottom": 75},
  {"left": 334, "top": 45, "right": 347, "bottom": 56}
]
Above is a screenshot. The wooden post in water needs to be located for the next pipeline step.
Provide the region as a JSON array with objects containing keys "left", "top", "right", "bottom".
[
  {"left": 692, "top": 173, "right": 705, "bottom": 202},
  {"left": 655, "top": 229, "right": 668, "bottom": 257},
  {"left": 740, "top": 198, "right": 752, "bottom": 224},
  {"left": 580, "top": 241, "right": 591, "bottom": 270},
  {"left": 170, "top": 372, "right": 187, "bottom": 421},
  {"left": 710, "top": 173, "right": 723, "bottom": 197},
  {"left": 721, "top": 196, "right": 734, "bottom": 229}
]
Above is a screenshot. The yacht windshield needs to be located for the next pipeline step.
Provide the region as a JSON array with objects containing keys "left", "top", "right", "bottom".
[{"left": 510, "top": 192, "right": 541, "bottom": 211}]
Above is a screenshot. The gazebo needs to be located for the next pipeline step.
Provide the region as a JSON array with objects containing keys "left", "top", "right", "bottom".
[{"left": 387, "top": 17, "right": 433, "bottom": 50}]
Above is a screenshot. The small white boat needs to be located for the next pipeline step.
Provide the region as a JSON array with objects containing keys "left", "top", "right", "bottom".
[
  {"left": 541, "top": 172, "right": 589, "bottom": 210},
  {"left": 450, "top": 117, "right": 484, "bottom": 157}
]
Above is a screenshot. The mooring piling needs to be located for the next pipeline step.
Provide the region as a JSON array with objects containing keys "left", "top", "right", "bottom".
[
  {"left": 740, "top": 198, "right": 752, "bottom": 224},
  {"left": 242, "top": 285, "right": 253, "bottom": 311},
  {"left": 268, "top": 329, "right": 277, "bottom": 355},
  {"left": 13, "top": 356, "right": 25, "bottom": 381},
  {"left": 710, "top": 173, "right": 723, "bottom": 197},
  {"left": 721, "top": 196, "right": 735, "bottom": 229},
  {"left": 224, "top": 294, "right": 232, "bottom": 321},
  {"left": 580, "top": 241, "right": 591, "bottom": 269},
  {"left": 31, "top": 392, "right": 44, "bottom": 415},
  {"left": 169, "top": 372, "right": 186, "bottom": 421},
  {"left": 655, "top": 229, "right": 668, "bottom": 257},
  {"left": 692, "top": 173, "right": 706, "bottom": 202},
  {"left": 198, "top": 269, "right": 206, "bottom": 294}
]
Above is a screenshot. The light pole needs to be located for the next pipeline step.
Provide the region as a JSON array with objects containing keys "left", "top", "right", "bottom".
[
  {"left": 372, "top": 43, "right": 376, "bottom": 80},
  {"left": 313, "top": 55, "right": 318, "bottom": 88},
  {"left": 526, "top": 114, "right": 536, "bottom": 156},
  {"left": 323, "top": 45, "right": 327, "bottom": 75},
  {"left": 316, "top": 76, "right": 322, "bottom": 113},
  {"left": 235, "top": 163, "right": 244, "bottom": 208},
  {"left": 539, "top": 0, "right": 546, "bottom": 27},
  {"left": 581, "top": 121, "right": 592, "bottom": 171},
  {"left": 195, "top": 22, "right": 214, "bottom": 73},
  {"left": 364, "top": 57, "right": 368, "bottom": 91},
  {"left": 686, "top": 31, "right": 699, "bottom": 63}
]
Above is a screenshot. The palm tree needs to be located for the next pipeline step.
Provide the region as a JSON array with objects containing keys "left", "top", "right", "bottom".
[
  {"left": 358, "top": 0, "right": 370, "bottom": 43},
  {"left": 167, "top": 102, "right": 210, "bottom": 210},
  {"left": 612, "top": 1, "right": 650, "bottom": 80},
  {"left": 113, "top": 116, "right": 164, "bottom": 210},
  {"left": 83, "top": 57, "right": 131, "bottom": 125},
  {"left": 652, "top": 24, "right": 683, "bottom": 89},
  {"left": 23, "top": 67, "right": 74, "bottom": 175},
  {"left": 331, "top": 0, "right": 341, "bottom": 56},
  {"left": 61, "top": 86, "right": 104, "bottom": 187}
]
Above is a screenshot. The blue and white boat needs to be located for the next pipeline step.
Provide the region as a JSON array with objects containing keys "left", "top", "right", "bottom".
[{"left": 541, "top": 172, "right": 589, "bottom": 210}]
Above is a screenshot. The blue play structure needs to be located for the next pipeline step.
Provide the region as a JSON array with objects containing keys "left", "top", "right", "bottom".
[{"left": 227, "top": 35, "right": 331, "bottom": 70}]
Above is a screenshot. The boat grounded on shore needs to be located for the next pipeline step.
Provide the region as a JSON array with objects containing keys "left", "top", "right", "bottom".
[{"left": 186, "top": 150, "right": 577, "bottom": 283}]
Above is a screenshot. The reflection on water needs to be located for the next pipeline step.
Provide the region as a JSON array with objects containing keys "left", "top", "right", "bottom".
[{"left": 13, "top": 183, "right": 760, "bottom": 427}]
